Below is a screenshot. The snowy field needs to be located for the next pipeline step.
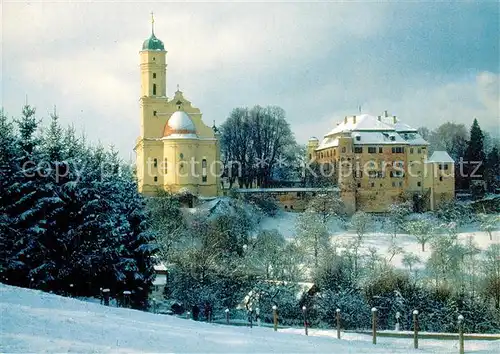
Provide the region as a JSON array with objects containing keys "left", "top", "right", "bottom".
[
  {"left": 260, "top": 212, "right": 500, "bottom": 268},
  {"left": 1, "top": 284, "right": 499, "bottom": 353}
]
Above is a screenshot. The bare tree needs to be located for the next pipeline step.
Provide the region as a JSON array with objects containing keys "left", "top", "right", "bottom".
[
  {"left": 405, "top": 219, "right": 435, "bottom": 252},
  {"left": 220, "top": 105, "right": 297, "bottom": 188}
]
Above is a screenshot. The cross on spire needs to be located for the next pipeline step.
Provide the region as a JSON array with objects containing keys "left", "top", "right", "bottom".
[{"left": 151, "top": 11, "right": 155, "bottom": 34}]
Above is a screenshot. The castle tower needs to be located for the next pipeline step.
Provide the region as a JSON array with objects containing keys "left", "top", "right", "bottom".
[
  {"left": 337, "top": 132, "right": 356, "bottom": 215},
  {"left": 306, "top": 137, "right": 319, "bottom": 162}
]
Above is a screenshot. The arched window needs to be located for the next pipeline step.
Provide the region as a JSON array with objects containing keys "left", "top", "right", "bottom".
[
  {"left": 202, "top": 159, "right": 207, "bottom": 168},
  {"left": 163, "top": 158, "right": 168, "bottom": 174},
  {"left": 153, "top": 84, "right": 157, "bottom": 96},
  {"left": 153, "top": 158, "right": 158, "bottom": 168}
]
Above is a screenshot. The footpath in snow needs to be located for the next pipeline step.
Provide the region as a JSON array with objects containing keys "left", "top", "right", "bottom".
[{"left": 1, "top": 284, "right": 499, "bottom": 353}]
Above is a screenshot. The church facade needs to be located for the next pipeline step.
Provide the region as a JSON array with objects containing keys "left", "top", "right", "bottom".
[{"left": 134, "top": 22, "right": 221, "bottom": 198}]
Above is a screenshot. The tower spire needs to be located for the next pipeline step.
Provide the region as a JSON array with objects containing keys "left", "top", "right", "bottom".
[{"left": 151, "top": 11, "right": 155, "bottom": 35}]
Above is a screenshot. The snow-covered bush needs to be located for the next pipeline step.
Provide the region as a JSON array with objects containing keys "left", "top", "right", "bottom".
[{"left": 315, "top": 289, "right": 371, "bottom": 330}]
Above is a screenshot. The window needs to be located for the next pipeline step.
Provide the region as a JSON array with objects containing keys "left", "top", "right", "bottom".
[
  {"left": 392, "top": 182, "right": 396, "bottom": 187},
  {"left": 153, "top": 57, "right": 155, "bottom": 61},
  {"left": 153, "top": 84, "right": 157, "bottom": 96},
  {"left": 153, "top": 73, "right": 156, "bottom": 79},
  {"left": 357, "top": 183, "right": 361, "bottom": 188},
  {"left": 354, "top": 171, "right": 363, "bottom": 178},
  {"left": 284, "top": 205, "right": 288, "bottom": 209},
  {"left": 410, "top": 148, "right": 414, "bottom": 154},
  {"left": 290, "top": 205, "right": 294, "bottom": 210},
  {"left": 418, "top": 148, "right": 421, "bottom": 154},
  {"left": 438, "top": 164, "right": 443, "bottom": 170},
  {"left": 439, "top": 176, "right": 443, "bottom": 181},
  {"left": 368, "top": 147, "right": 377, "bottom": 153},
  {"left": 368, "top": 171, "right": 378, "bottom": 178},
  {"left": 202, "top": 159, "right": 207, "bottom": 168},
  {"left": 444, "top": 164, "right": 449, "bottom": 170},
  {"left": 154, "top": 176, "right": 158, "bottom": 182},
  {"left": 370, "top": 182, "right": 375, "bottom": 188},
  {"left": 379, "top": 147, "right": 383, "bottom": 153},
  {"left": 417, "top": 181, "right": 421, "bottom": 187},
  {"left": 153, "top": 110, "right": 157, "bottom": 116},
  {"left": 342, "top": 147, "right": 346, "bottom": 153},
  {"left": 153, "top": 158, "right": 158, "bottom": 168},
  {"left": 202, "top": 175, "right": 207, "bottom": 182},
  {"left": 163, "top": 159, "right": 167, "bottom": 174},
  {"left": 355, "top": 136, "right": 361, "bottom": 141},
  {"left": 309, "top": 154, "right": 312, "bottom": 160},
  {"left": 399, "top": 181, "right": 403, "bottom": 187},
  {"left": 391, "top": 147, "right": 404, "bottom": 154},
  {"left": 354, "top": 147, "right": 363, "bottom": 153},
  {"left": 334, "top": 149, "right": 336, "bottom": 156}
]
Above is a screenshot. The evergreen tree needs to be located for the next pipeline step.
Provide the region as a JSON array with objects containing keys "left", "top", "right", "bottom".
[
  {"left": 465, "top": 119, "right": 486, "bottom": 188},
  {"left": 485, "top": 146, "right": 500, "bottom": 192}
]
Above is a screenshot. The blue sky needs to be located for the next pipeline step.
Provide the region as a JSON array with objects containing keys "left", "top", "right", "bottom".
[{"left": 2, "top": 1, "right": 499, "bottom": 159}]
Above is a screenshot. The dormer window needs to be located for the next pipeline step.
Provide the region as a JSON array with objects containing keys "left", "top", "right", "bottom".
[{"left": 355, "top": 136, "right": 361, "bottom": 141}]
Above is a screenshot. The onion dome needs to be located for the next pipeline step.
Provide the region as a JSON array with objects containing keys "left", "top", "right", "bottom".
[
  {"left": 142, "top": 13, "right": 165, "bottom": 51},
  {"left": 163, "top": 111, "right": 196, "bottom": 137},
  {"left": 142, "top": 33, "right": 165, "bottom": 51}
]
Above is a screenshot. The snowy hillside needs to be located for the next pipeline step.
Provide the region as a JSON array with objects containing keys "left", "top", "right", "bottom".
[
  {"left": 1, "top": 284, "right": 499, "bottom": 353},
  {"left": 260, "top": 211, "right": 499, "bottom": 268}
]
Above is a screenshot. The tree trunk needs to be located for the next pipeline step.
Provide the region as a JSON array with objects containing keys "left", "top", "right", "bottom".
[{"left": 421, "top": 243, "right": 425, "bottom": 252}]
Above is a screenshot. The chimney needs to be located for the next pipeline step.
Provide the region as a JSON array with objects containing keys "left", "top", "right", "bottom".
[
  {"left": 353, "top": 115, "right": 357, "bottom": 124},
  {"left": 393, "top": 115, "right": 397, "bottom": 124},
  {"left": 344, "top": 116, "right": 348, "bottom": 124},
  {"left": 377, "top": 115, "right": 381, "bottom": 121},
  {"left": 384, "top": 110, "right": 388, "bottom": 117}
]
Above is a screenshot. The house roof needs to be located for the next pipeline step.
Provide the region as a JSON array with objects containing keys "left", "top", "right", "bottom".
[
  {"left": 427, "top": 151, "right": 454, "bottom": 163},
  {"left": 325, "top": 114, "right": 394, "bottom": 136}
]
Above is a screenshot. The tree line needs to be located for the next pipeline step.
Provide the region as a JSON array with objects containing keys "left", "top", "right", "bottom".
[{"left": 0, "top": 106, "right": 157, "bottom": 308}]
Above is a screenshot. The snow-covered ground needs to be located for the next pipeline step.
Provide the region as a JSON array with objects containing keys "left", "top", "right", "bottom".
[
  {"left": 1, "top": 284, "right": 499, "bottom": 353},
  {"left": 260, "top": 211, "right": 499, "bottom": 268}
]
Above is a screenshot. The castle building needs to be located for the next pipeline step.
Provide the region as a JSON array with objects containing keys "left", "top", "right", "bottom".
[
  {"left": 307, "top": 112, "right": 455, "bottom": 213},
  {"left": 134, "top": 18, "right": 221, "bottom": 198}
]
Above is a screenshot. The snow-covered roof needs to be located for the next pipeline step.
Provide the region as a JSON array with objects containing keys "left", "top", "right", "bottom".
[
  {"left": 325, "top": 114, "right": 394, "bottom": 136},
  {"left": 352, "top": 131, "right": 407, "bottom": 145},
  {"left": 426, "top": 151, "right": 454, "bottom": 163},
  {"left": 316, "top": 137, "right": 339, "bottom": 150},
  {"left": 399, "top": 132, "right": 429, "bottom": 146},
  {"left": 320, "top": 114, "right": 428, "bottom": 146},
  {"left": 154, "top": 263, "right": 167, "bottom": 272}
]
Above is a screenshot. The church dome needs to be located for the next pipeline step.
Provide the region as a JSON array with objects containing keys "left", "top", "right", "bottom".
[
  {"left": 142, "top": 33, "right": 165, "bottom": 51},
  {"left": 163, "top": 111, "right": 196, "bottom": 137}
]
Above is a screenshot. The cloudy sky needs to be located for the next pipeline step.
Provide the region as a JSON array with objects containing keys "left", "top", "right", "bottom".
[{"left": 2, "top": 1, "right": 499, "bottom": 159}]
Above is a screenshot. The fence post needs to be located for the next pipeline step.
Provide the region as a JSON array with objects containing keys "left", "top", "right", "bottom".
[
  {"left": 336, "top": 308, "right": 341, "bottom": 339},
  {"left": 458, "top": 314, "right": 464, "bottom": 354},
  {"left": 302, "top": 306, "right": 308, "bottom": 336},
  {"left": 123, "top": 290, "right": 131, "bottom": 308},
  {"left": 371, "top": 307, "right": 377, "bottom": 345},
  {"left": 186, "top": 311, "right": 191, "bottom": 320},
  {"left": 413, "top": 310, "right": 419, "bottom": 349},
  {"left": 256, "top": 307, "right": 261, "bottom": 326},
  {"left": 273, "top": 305, "right": 278, "bottom": 332},
  {"left": 395, "top": 311, "right": 401, "bottom": 331},
  {"left": 248, "top": 307, "right": 253, "bottom": 328},
  {"left": 69, "top": 283, "right": 74, "bottom": 297},
  {"left": 102, "top": 288, "right": 110, "bottom": 306},
  {"left": 225, "top": 308, "right": 230, "bottom": 325},
  {"left": 152, "top": 298, "right": 157, "bottom": 314}
]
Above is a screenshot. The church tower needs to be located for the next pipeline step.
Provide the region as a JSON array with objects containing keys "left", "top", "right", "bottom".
[{"left": 134, "top": 14, "right": 221, "bottom": 198}]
